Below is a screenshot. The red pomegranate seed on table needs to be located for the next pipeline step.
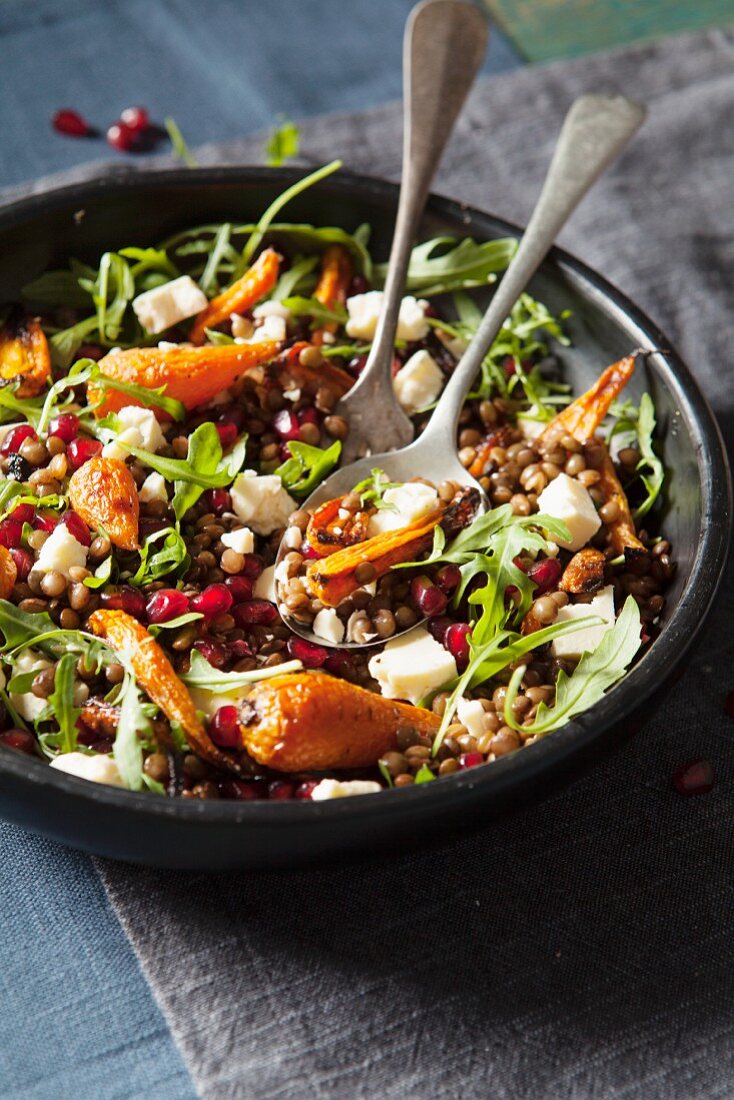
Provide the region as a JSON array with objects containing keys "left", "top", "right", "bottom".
[
  {"left": 52, "top": 109, "right": 92, "bottom": 137},
  {"left": 445, "top": 622, "right": 471, "bottom": 667},
  {"left": 209, "top": 706, "right": 241, "bottom": 748},
  {"left": 527, "top": 556, "right": 562, "bottom": 595},
  {"left": 287, "top": 636, "right": 328, "bottom": 668},
  {"left": 66, "top": 437, "right": 103, "bottom": 470},
  {"left": 106, "top": 122, "right": 136, "bottom": 151},
  {"left": 190, "top": 583, "right": 233, "bottom": 618},
  {"left": 224, "top": 575, "right": 253, "bottom": 602},
  {"left": 60, "top": 510, "right": 91, "bottom": 547},
  {"left": 435, "top": 564, "right": 461, "bottom": 594},
  {"left": 232, "top": 599, "right": 278, "bottom": 626},
  {"left": 204, "top": 489, "right": 232, "bottom": 515},
  {"left": 146, "top": 588, "right": 190, "bottom": 624},
  {"left": 410, "top": 575, "right": 448, "bottom": 617},
  {"left": 0, "top": 729, "right": 36, "bottom": 755},
  {"left": 0, "top": 520, "right": 23, "bottom": 549},
  {"left": 672, "top": 759, "right": 715, "bottom": 796},
  {"left": 460, "top": 751, "right": 483, "bottom": 769},
  {"left": 48, "top": 413, "right": 80, "bottom": 442},
  {"left": 1, "top": 425, "right": 36, "bottom": 455},
  {"left": 193, "top": 639, "right": 228, "bottom": 668},
  {"left": 10, "top": 547, "right": 33, "bottom": 581},
  {"left": 120, "top": 106, "right": 149, "bottom": 132},
  {"left": 273, "top": 408, "right": 301, "bottom": 442}
]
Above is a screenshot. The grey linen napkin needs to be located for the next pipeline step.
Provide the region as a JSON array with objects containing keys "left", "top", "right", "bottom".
[{"left": 15, "top": 26, "right": 734, "bottom": 1099}]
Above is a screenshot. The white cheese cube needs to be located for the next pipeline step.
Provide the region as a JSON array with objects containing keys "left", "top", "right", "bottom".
[
  {"left": 230, "top": 471, "right": 296, "bottom": 535},
  {"left": 313, "top": 608, "right": 345, "bottom": 645},
  {"left": 221, "top": 527, "right": 255, "bottom": 555},
  {"left": 102, "top": 426, "right": 144, "bottom": 461},
  {"left": 368, "top": 627, "right": 457, "bottom": 705},
  {"left": 518, "top": 409, "right": 547, "bottom": 442},
  {"left": 36, "top": 524, "right": 88, "bottom": 578},
  {"left": 253, "top": 300, "right": 292, "bottom": 323},
  {"left": 116, "top": 406, "right": 166, "bottom": 452},
  {"left": 132, "top": 275, "right": 208, "bottom": 335},
  {"left": 345, "top": 291, "right": 430, "bottom": 342},
  {"left": 157, "top": 341, "right": 179, "bottom": 351},
  {"left": 551, "top": 585, "right": 616, "bottom": 659},
  {"left": 311, "top": 779, "right": 382, "bottom": 800},
  {"left": 393, "top": 350, "right": 444, "bottom": 414},
  {"left": 368, "top": 481, "right": 439, "bottom": 537},
  {"left": 50, "top": 752, "right": 125, "bottom": 788},
  {"left": 254, "top": 564, "right": 276, "bottom": 602},
  {"left": 10, "top": 649, "right": 52, "bottom": 721},
  {"left": 456, "top": 697, "right": 489, "bottom": 739},
  {"left": 138, "top": 472, "right": 168, "bottom": 505},
  {"left": 251, "top": 314, "right": 287, "bottom": 343},
  {"left": 230, "top": 314, "right": 254, "bottom": 340},
  {"left": 536, "top": 473, "right": 602, "bottom": 551}
]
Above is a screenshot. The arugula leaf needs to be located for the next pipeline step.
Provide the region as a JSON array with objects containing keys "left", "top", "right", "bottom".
[
  {"left": 77, "top": 251, "right": 135, "bottom": 344},
  {"left": 198, "top": 223, "right": 233, "bottom": 296},
  {"left": 46, "top": 653, "right": 82, "bottom": 753},
  {"left": 377, "top": 759, "right": 394, "bottom": 788},
  {"left": 376, "top": 236, "right": 516, "bottom": 297},
  {"left": 414, "top": 764, "right": 436, "bottom": 784},
  {"left": 119, "top": 246, "right": 179, "bottom": 288},
  {"left": 240, "top": 160, "right": 343, "bottom": 268},
  {"left": 113, "top": 672, "right": 151, "bottom": 791},
  {"left": 22, "top": 270, "right": 92, "bottom": 309},
  {"left": 281, "top": 296, "right": 347, "bottom": 327},
  {"left": 0, "top": 385, "right": 46, "bottom": 427},
  {"left": 633, "top": 394, "right": 664, "bottom": 518},
  {"left": 0, "top": 601, "right": 56, "bottom": 653},
  {"left": 165, "top": 116, "right": 198, "bottom": 168},
  {"left": 180, "top": 650, "right": 302, "bottom": 694},
  {"left": 271, "top": 254, "right": 320, "bottom": 301},
  {"left": 131, "top": 527, "right": 190, "bottom": 587},
  {"left": 352, "top": 468, "right": 402, "bottom": 510},
  {"left": 50, "top": 315, "right": 100, "bottom": 370},
  {"left": 92, "top": 369, "right": 186, "bottom": 422},
  {"left": 265, "top": 117, "right": 300, "bottom": 166},
  {"left": 83, "top": 553, "right": 114, "bottom": 589},
  {"left": 36, "top": 357, "right": 97, "bottom": 434},
  {"left": 121, "top": 422, "right": 247, "bottom": 508},
  {"left": 502, "top": 596, "right": 642, "bottom": 736},
  {"left": 148, "top": 611, "right": 203, "bottom": 636},
  {"left": 274, "top": 440, "right": 341, "bottom": 498}
]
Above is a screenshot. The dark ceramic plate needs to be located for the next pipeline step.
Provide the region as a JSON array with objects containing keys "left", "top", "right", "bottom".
[{"left": 0, "top": 167, "right": 729, "bottom": 870}]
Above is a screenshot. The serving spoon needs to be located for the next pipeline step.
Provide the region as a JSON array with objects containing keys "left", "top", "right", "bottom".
[
  {"left": 334, "top": 0, "right": 489, "bottom": 465},
  {"left": 279, "top": 93, "right": 647, "bottom": 648}
]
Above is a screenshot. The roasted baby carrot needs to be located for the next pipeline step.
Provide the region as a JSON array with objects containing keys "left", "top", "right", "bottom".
[
  {"left": 68, "top": 456, "right": 139, "bottom": 550},
  {"left": 306, "top": 496, "right": 372, "bottom": 555},
  {"left": 312, "top": 245, "right": 352, "bottom": 345},
  {"left": 0, "top": 546, "right": 17, "bottom": 600},
  {"left": 0, "top": 313, "right": 51, "bottom": 397},
  {"left": 559, "top": 548, "right": 606, "bottom": 593},
  {"left": 90, "top": 340, "right": 281, "bottom": 416},
  {"left": 595, "top": 448, "right": 646, "bottom": 555},
  {"left": 239, "top": 671, "right": 440, "bottom": 771},
  {"left": 189, "top": 248, "right": 280, "bottom": 344},
  {"left": 538, "top": 355, "right": 636, "bottom": 448}
]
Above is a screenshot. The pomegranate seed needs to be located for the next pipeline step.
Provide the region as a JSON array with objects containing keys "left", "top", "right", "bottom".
[
  {"left": 220, "top": 778, "right": 266, "bottom": 800},
  {"left": 218, "top": 405, "right": 246, "bottom": 430},
  {"left": 106, "top": 122, "right": 136, "bottom": 151},
  {"left": 323, "top": 649, "right": 352, "bottom": 675},
  {"left": 427, "top": 616, "right": 452, "bottom": 645},
  {"left": 33, "top": 514, "right": 57, "bottom": 533},
  {"left": 76, "top": 344, "right": 103, "bottom": 361},
  {"left": 297, "top": 406, "right": 319, "bottom": 426},
  {"left": 9, "top": 504, "right": 35, "bottom": 524},
  {"left": 460, "top": 751, "right": 484, "bottom": 769},
  {"left": 273, "top": 408, "right": 301, "bottom": 442},
  {"left": 52, "top": 109, "right": 92, "bottom": 137},
  {"left": 348, "top": 354, "right": 368, "bottom": 375},
  {"left": 300, "top": 541, "right": 320, "bottom": 560},
  {"left": 204, "top": 489, "right": 231, "bottom": 515},
  {"left": 0, "top": 520, "right": 23, "bottom": 549},
  {"left": 503, "top": 355, "right": 516, "bottom": 378},
  {"left": 231, "top": 639, "right": 253, "bottom": 658},
  {"left": 295, "top": 779, "right": 320, "bottom": 800},
  {"left": 411, "top": 575, "right": 448, "bottom": 617},
  {"left": 67, "top": 437, "right": 102, "bottom": 470},
  {"left": 215, "top": 421, "right": 238, "bottom": 448},
  {"left": 287, "top": 636, "right": 328, "bottom": 668},
  {"left": 349, "top": 274, "right": 368, "bottom": 295},
  {"left": 0, "top": 729, "right": 36, "bottom": 755},
  {"left": 1, "top": 424, "right": 36, "bottom": 455},
  {"left": 436, "top": 564, "right": 461, "bottom": 594},
  {"left": 224, "top": 575, "right": 253, "bottom": 602},
  {"left": 527, "top": 556, "right": 562, "bottom": 596},
  {"left": 232, "top": 599, "right": 278, "bottom": 626},
  {"left": 145, "top": 588, "right": 190, "bottom": 623},
  {"left": 120, "top": 106, "right": 149, "bottom": 132},
  {"left": 240, "top": 555, "right": 264, "bottom": 580},
  {"left": 60, "top": 510, "right": 91, "bottom": 547},
  {"left": 445, "top": 622, "right": 471, "bottom": 668},
  {"left": 10, "top": 547, "right": 33, "bottom": 581},
  {"left": 724, "top": 690, "right": 734, "bottom": 718},
  {"left": 672, "top": 759, "right": 715, "bottom": 796},
  {"left": 100, "top": 586, "right": 147, "bottom": 618},
  {"left": 190, "top": 583, "right": 233, "bottom": 618},
  {"left": 209, "top": 706, "right": 241, "bottom": 748},
  {"left": 48, "top": 413, "right": 80, "bottom": 442},
  {"left": 269, "top": 779, "right": 295, "bottom": 800},
  {"left": 75, "top": 724, "right": 97, "bottom": 747},
  {"left": 193, "top": 639, "right": 228, "bottom": 668}
]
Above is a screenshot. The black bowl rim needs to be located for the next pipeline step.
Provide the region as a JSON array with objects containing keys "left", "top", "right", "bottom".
[{"left": 0, "top": 164, "right": 729, "bottom": 832}]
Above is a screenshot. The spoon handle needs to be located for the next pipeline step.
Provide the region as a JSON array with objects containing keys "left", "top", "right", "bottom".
[
  {"left": 419, "top": 94, "right": 647, "bottom": 454},
  {"left": 338, "top": 0, "right": 488, "bottom": 451}
]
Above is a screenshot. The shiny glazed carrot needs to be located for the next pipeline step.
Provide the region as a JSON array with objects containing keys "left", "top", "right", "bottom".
[
  {"left": 0, "top": 546, "right": 17, "bottom": 599},
  {"left": 596, "top": 449, "right": 646, "bottom": 555},
  {"left": 189, "top": 248, "right": 280, "bottom": 344},
  {"left": 90, "top": 341, "right": 281, "bottom": 416},
  {"left": 68, "top": 456, "right": 139, "bottom": 550},
  {"left": 306, "top": 496, "right": 372, "bottom": 556},
  {"left": 312, "top": 245, "right": 352, "bottom": 345},
  {"left": 538, "top": 355, "right": 636, "bottom": 447},
  {"left": 0, "top": 314, "right": 51, "bottom": 397},
  {"left": 559, "top": 548, "right": 606, "bottom": 594},
  {"left": 88, "top": 610, "right": 239, "bottom": 773},
  {"left": 239, "top": 671, "right": 440, "bottom": 771}
]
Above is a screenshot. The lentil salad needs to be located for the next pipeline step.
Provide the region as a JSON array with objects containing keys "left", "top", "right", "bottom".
[{"left": 0, "top": 162, "right": 671, "bottom": 801}]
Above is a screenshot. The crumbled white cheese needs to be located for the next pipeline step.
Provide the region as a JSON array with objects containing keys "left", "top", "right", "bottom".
[
  {"left": 368, "top": 627, "right": 457, "bottom": 705},
  {"left": 284, "top": 526, "right": 303, "bottom": 550},
  {"left": 36, "top": 524, "right": 88, "bottom": 578},
  {"left": 536, "top": 472, "right": 602, "bottom": 551},
  {"left": 311, "top": 778, "right": 382, "bottom": 800},
  {"left": 138, "top": 472, "right": 168, "bottom": 505},
  {"left": 393, "top": 350, "right": 444, "bottom": 414},
  {"left": 456, "top": 697, "right": 489, "bottom": 738},
  {"left": 253, "top": 300, "right": 292, "bottom": 323},
  {"left": 368, "top": 481, "right": 439, "bottom": 537},
  {"left": 157, "top": 340, "right": 179, "bottom": 351},
  {"left": 254, "top": 564, "right": 276, "bottom": 602},
  {"left": 274, "top": 558, "right": 292, "bottom": 586},
  {"left": 312, "top": 607, "right": 346, "bottom": 645},
  {"left": 250, "top": 314, "right": 287, "bottom": 343},
  {"left": 9, "top": 649, "right": 52, "bottom": 721},
  {"left": 116, "top": 406, "right": 166, "bottom": 452},
  {"left": 102, "top": 426, "right": 143, "bottom": 462},
  {"left": 551, "top": 585, "right": 616, "bottom": 659},
  {"left": 345, "top": 291, "right": 430, "bottom": 342},
  {"left": 517, "top": 410, "right": 547, "bottom": 442},
  {"left": 230, "top": 471, "right": 296, "bottom": 535},
  {"left": 221, "top": 527, "right": 255, "bottom": 555},
  {"left": 132, "top": 275, "right": 208, "bottom": 335},
  {"left": 49, "top": 752, "right": 125, "bottom": 788}
]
